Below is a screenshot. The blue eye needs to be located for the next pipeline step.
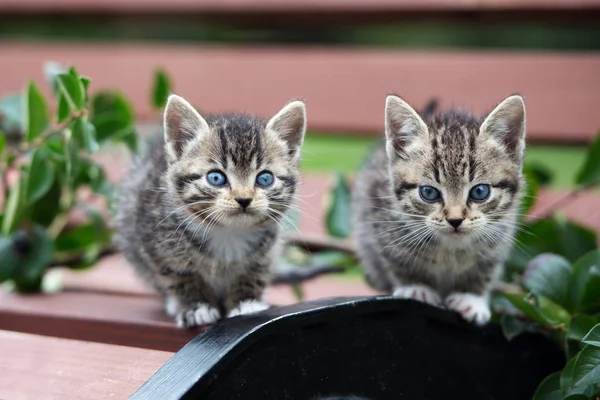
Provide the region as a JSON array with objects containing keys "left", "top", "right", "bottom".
[
  {"left": 469, "top": 184, "right": 490, "bottom": 202},
  {"left": 419, "top": 186, "right": 441, "bottom": 202},
  {"left": 256, "top": 171, "right": 274, "bottom": 187},
  {"left": 207, "top": 171, "right": 227, "bottom": 187}
]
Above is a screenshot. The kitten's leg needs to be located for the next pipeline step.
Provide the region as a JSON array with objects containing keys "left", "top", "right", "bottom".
[
  {"left": 163, "top": 276, "right": 221, "bottom": 328},
  {"left": 444, "top": 263, "right": 500, "bottom": 326},
  {"left": 226, "top": 266, "right": 270, "bottom": 318}
]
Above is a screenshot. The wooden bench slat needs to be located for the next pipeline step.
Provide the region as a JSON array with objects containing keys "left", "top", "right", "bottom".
[
  {"left": 1, "top": 0, "right": 598, "bottom": 14},
  {"left": 0, "top": 290, "right": 199, "bottom": 352},
  {"left": 0, "top": 330, "right": 173, "bottom": 400},
  {"left": 0, "top": 43, "right": 598, "bottom": 142}
]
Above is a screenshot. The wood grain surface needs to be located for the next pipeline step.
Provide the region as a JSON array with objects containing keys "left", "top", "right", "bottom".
[
  {"left": 0, "top": 330, "right": 173, "bottom": 400},
  {"left": 0, "top": 43, "right": 598, "bottom": 142}
]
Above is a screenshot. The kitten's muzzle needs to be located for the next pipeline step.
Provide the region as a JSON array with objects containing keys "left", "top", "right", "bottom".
[{"left": 235, "top": 197, "right": 252, "bottom": 211}]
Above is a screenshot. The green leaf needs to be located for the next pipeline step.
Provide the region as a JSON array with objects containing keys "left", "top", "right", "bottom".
[
  {"left": 24, "top": 81, "right": 49, "bottom": 142},
  {"left": 0, "top": 235, "right": 19, "bottom": 282},
  {"left": 571, "top": 345, "right": 600, "bottom": 393},
  {"left": 151, "top": 68, "right": 171, "bottom": 110},
  {"left": 569, "top": 316, "right": 600, "bottom": 343},
  {"left": 16, "top": 226, "right": 54, "bottom": 281},
  {"left": 524, "top": 162, "right": 554, "bottom": 187},
  {"left": 503, "top": 292, "right": 570, "bottom": 327},
  {"left": 582, "top": 324, "right": 600, "bottom": 347},
  {"left": 532, "top": 372, "right": 562, "bottom": 400},
  {"left": 509, "top": 218, "right": 597, "bottom": 273},
  {"left": 576, "top": 133, "right": 600, "bottom": 186},
  {"left": 562, "top": 395, "right": 591, "bottom": 400},
  {"left": 521, "top": 166, "right": 540, "bottom": 214},
  {"left": 325, "top": 172, "right": 352, "bottom": 238},
  {"left": 57, "top": 93, "right": 70, "bottom": 122},
  {"left": 570, "top": 250, "right": 600, "bottom": 313},
  {"left": 0, "top": 130, "right": 5, "bottom": 154},
  {"left": 1, "top": 173, "right": 26, "bottom": 235},
  {"left": 523, "top": 253, "right": 572, "bottom": 308},
  {"left": 29, "top": 179, "right": 61, "bottom": 227},
  {"left": 91, "top": 91, "right": 134, "bottom": 143},
  {"left": 72, "top": 117, "right": 99, "bottom": 154},
  {"left": 500, "top": 314, "right": 531, "bottom": 341},
  {"left": 57, "top": 73, "right": 85, "bottom": 110},
  {"left": 26, "top": 148, "right": 55, "bottom": 205},
  {"left": 55, "top": 223, "right": 107, "bottom": 253},
  {"left": 562, "top": 356, "right": 577, "bottom": 395},
  {"left": 80, "top": 76, "right": 91, "bottom": 91}
]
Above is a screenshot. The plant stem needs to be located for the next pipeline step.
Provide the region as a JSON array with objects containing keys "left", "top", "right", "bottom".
[
  {"left": 534, "top": 178, "right": 600, "bottom": 220},
  {"left": 17, "top": 109, "right": 87, "bottom": 154}
]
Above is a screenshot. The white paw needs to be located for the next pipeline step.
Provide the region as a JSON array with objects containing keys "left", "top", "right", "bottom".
[
  {"left": 445, "top": 293, "right": 491, "bottom": 326},
  {"left": 392, "top": 284, "right": 442, "bottom": 306},
  {"left": 164, "top": 295, "right": 179, "bottom": 317},
  {"left": 175, "top": 303, "right": 221, "bottom": 328},
  {"left": 227, "top": 300, "right": 269, "bottom": 318}
]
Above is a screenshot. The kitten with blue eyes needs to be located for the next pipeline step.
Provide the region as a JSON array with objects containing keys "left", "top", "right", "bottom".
[
  {"left": 353, "top": 94, "right": 526, "bottom": 325},
  {"left": 115, "top": 94, "right": 306, "bottom": 328}
]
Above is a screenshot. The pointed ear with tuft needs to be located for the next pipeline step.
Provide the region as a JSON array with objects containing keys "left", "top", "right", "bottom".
[
  {"left": 480, "top": 95, "right": 526, "bottom": 163},
  {"left": 385, "top": 95, "right": 428, "bottom": 160},
  {"left": 266, "top": 100, "right": 306, "bottom": 161},
  {"left": 164, "top": 94, "right": 210, "bottom": 161}
]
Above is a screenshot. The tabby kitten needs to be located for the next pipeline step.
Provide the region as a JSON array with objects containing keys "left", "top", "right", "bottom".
[
  {"left": 353, "top": 94, "right": 526, "bottom": 325},
  {"left": 115, "top": 95, "right": 306, "bottom": 328}
]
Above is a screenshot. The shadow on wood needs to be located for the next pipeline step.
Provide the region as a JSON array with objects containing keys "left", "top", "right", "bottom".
[{"left": 131, "top": 296, "right": 564, "bottom": 400}]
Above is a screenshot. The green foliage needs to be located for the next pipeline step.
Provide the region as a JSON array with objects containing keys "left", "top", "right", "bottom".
[
  {"left": 151, "top": 68, "right": 171, "bottom": 110},
  {"left": 0, "top": 63, "right": 140, "bottom": 292},
  {"left": 576, "top": 134, "right": 600, "bottom": 187},
  {"left": 503, "top": 250, "right": 600, "bottom": 399},
  {"left": 325, "top": 171, "right": 352, "bottom": 239}
]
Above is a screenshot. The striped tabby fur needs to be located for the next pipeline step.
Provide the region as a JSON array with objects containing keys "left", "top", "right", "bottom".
[
  {"left": 115, "top": 95, "right": 306, "bottom": 328},
  {"left": 353, "top": 95, "right": 526, "bottom": 325}
]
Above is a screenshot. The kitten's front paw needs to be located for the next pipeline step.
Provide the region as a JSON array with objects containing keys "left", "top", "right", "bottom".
[
  {"left": 445, "top": 293, "right": 491, "bottom": 326},
  {"left": 392, "top": 284, "right": 442, "bottom": 306},
  {"left": 227, "top": 300, "right": 269, "bottom": 318},
  {"left": 175, "top": 303, "right": 221, "bottom": 328}
]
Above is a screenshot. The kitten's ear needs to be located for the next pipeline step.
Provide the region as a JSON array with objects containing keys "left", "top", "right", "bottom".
[
  {"left": 480, "top": 95, "right": 526, "bottom": 162},
  {"left": 164, "top": 94, "right": 210, "bottom": 161},
  {"left": 385, "top": 95, "right": 428, "bottom": 159},
  {"left": 266, "top": 100, "right": 306, "bottom": 160}
]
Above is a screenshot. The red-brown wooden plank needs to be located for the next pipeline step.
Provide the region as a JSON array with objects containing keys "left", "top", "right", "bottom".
[
  {"left": 0, "top": 43, "right": 598, "bottom": 142},
  {"left": 0, "top": 330, "right": 173, "bottom": 400}
]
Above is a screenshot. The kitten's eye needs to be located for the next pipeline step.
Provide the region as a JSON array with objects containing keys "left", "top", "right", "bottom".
[
  {"left": 256, "top": 171, "right": 275, "bottom": 187},
  {"left": 419, "top": 186, "right": 441, "bottom": 202},
  {"left": 206, "top": 171, "right": 227, "bottom": 187},
  {"left": 469, "top": 184, "right": 490, "bottom": 202}
]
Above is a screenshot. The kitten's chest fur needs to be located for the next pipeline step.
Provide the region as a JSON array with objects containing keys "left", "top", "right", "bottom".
[{"left": 186, "top": 222, "right": 272, "bottom": 266}]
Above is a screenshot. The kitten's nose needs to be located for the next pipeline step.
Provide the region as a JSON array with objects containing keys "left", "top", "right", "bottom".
[
  {"left": 235, "top": 197, "right": 252, "bottom": 210},
  {"left": 447, "top": 218, "right": 464, "bottom": 229}
]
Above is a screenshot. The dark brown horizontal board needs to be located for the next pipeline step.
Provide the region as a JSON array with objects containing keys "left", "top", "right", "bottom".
[
  {"left": 1, "top": 0, "right": 598, "bottom": 14},
  {"left": 0, "top": 43, "right": 598, "bottom": 142},
  {"left": 0, "top": 330, "right": 173, "bottom": 400},
  {"left": 0, "top": 290, "right": 200, "bottom": 352}
]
